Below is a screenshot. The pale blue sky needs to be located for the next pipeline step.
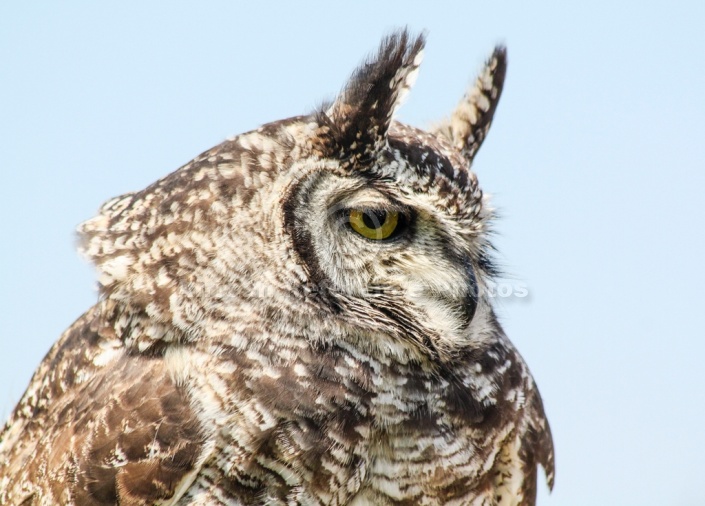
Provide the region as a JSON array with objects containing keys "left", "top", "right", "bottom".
[{"left": 1, "top": 2, "right": 704, "bottom": 504}]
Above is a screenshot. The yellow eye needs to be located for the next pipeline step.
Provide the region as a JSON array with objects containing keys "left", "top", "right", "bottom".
[{"left": 348, "top": 209, "right": 400, "bottom": 240}]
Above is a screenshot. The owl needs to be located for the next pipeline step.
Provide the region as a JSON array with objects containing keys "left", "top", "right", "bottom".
[{"left": 0, "top": 30, "right": 554, "bottom": 505}]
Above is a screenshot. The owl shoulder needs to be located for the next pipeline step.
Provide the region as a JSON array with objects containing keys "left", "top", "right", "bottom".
[{"left": 0, "top": 300, "right": 210, "bottom": 505}]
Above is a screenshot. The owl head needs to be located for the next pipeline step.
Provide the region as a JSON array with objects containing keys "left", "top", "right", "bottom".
[{"left": 78, "top": 30, "right": 507, "bottom": 363}]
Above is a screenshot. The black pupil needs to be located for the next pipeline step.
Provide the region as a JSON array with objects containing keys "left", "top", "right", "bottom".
[{"left": 362, "top": 210, "right": 387, "bottom": 230}]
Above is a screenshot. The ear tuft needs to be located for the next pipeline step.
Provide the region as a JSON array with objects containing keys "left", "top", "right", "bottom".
[
  {"left": 323, "top": 29, "right": 426, "bottom": 163},
  {"left": 433, "top": 46, "right": 507, "bottom": 166}
]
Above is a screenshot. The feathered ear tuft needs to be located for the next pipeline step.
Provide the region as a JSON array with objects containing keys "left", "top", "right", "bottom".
[
  {"left": 322, "top": 29, "right": 426, "bottom": 163},
  {"left": 433, "top": 46, "right": 507, "bottom": 166}
]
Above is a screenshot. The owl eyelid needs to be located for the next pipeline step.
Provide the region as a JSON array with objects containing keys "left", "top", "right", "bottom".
[
  {"left": 336, "top": 204, "right": 411, "bottom": 221},
  {"left": 345, "top": 205, "right": 404, "bottom": 215}
]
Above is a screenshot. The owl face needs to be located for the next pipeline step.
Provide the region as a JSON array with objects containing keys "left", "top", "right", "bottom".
[
  {"left": 78, "top": 31, "right": 506, "bottom": 363},
  {"left": 282, "top": 129, "right": 488, "bottom": 361}
]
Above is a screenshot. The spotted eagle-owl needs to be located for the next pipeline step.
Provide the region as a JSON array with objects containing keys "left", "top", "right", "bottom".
[{"left": 0, "top": 30, "right": 554, "bottom": 505}]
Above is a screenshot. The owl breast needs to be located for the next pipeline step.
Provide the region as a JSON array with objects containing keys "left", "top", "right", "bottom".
[{"left": 175, "top": 336, "right": 522, "bottom": 505}]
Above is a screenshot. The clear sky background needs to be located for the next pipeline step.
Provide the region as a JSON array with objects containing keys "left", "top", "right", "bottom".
[{"left": 1, "top": 2, "right": 704, "bottom": 504}]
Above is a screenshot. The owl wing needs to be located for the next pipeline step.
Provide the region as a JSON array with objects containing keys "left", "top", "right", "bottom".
[
  {"left": 519, "top": 382, "right": 555, "bottom": 505},
  {"left": 491, "top": 369, "right": 555, "bottom": 506},
  {"left": 0, "top": 301, "right": 209, "bottom": 505}
]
